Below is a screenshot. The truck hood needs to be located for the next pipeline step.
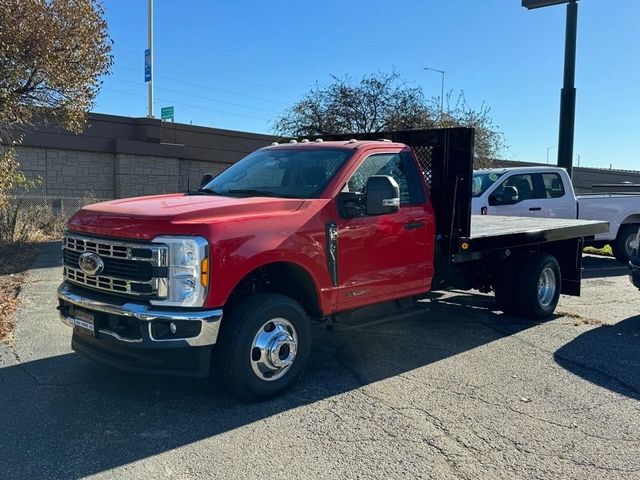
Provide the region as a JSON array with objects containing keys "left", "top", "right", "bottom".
[{"left": 68, "top": 193, "right": 305, "bottom": 240}]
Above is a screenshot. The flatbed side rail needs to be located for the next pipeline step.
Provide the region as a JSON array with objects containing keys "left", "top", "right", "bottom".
[{"left": 452, "top": 216, "right": 610, "bottom": 263}]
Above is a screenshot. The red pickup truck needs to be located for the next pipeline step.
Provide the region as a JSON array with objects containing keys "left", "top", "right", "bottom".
[{"left": 57, "top": 128, "right": 608, "bottom": 399}]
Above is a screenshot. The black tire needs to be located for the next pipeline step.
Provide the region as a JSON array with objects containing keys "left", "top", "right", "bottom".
[
  {"left": 216, "top": 293, "right": 311, "bottom": 401},
  {"left": 495, "top": 258, "right": 521, "bottom": 315},
  {"left": 612, "top": 225, "right": 638, "bottom": 263},
  {"left": 516, "top": 254, "right": 561, "bottom": 320}
]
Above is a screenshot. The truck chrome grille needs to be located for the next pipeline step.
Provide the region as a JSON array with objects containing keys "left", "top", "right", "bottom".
[
  {"left": 62, "top": 233, "right": 168, "bottom": 298},
  {"left": 63, "top": 249, "right": 154, "bottom": 281}
]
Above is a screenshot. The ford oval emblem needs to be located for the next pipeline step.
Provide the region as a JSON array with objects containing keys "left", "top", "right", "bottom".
[{"left": 78, "top": 252, "right": 104, "bottom": 276}]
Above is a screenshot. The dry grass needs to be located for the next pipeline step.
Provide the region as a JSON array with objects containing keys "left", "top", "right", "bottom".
[{"left": 0, "top": 242, "right": 41, "bottom": 343}]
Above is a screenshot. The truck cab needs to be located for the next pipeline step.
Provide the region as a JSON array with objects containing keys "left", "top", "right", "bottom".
[{"left": 471, "top": 166, "right": 576, "bottom": 218}]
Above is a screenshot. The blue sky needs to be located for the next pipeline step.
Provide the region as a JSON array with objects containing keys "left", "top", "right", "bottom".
[{"left": 95, "top": 0, "right": 640, "bottom": 170}]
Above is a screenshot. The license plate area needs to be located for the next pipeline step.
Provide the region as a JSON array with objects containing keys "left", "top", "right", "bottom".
[{"left": 73, "top": 309, "right": 95, "bottom": 335}]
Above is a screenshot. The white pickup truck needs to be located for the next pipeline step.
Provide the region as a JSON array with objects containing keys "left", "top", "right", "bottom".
[{"left": 471, "top": 166, "right": 640, "bottom": 262}]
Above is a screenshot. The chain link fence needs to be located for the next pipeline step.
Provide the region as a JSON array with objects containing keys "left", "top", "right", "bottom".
[{"left": 0, "top": 195, "right": 109, "bottom": 243}]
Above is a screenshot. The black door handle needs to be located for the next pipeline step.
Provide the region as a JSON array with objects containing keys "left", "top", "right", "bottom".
[
  {"left": 529, "top": 207, "right": 542, "bottom": 211},
  {"left": 404, "top": 221, "right": 424, "bottom": 230}
]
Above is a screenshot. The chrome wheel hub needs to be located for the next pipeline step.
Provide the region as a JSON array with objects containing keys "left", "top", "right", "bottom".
[
  {"left": 538, "top": 266, "right": 557, "bottom": 307},
  {"left": 250, "top": 318, "right": 298, "bottom": 382}
]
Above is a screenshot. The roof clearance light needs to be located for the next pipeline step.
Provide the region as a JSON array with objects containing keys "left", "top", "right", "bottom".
[
  {"left": 315, "top": 139, "right": 323, "bottom": 142},
  {"left": 289, "top": 139, "right": 298, "bottom": 144}
]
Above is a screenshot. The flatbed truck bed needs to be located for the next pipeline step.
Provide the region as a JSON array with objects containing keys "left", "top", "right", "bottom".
[
  {"left": 458, "top": 215, "right": 610, "bottom": 260},
  {"left": 439, "top": 215, "right": 609, "bottom": 299}
]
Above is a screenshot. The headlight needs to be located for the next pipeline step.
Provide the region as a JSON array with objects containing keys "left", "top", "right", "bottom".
[{"left": 151, "top": 236, "right": 209, "bottom": 307}]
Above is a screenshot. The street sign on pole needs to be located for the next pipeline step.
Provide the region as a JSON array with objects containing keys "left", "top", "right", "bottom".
[
  {"left": 161, "top": 106, "right": 174, "bottom": 122},
  {"left": 144, "top": 48, "right": 151, "bottom": 82}
]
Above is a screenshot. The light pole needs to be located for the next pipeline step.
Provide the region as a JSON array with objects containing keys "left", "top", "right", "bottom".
[
  {"left": 423, "top": 67, "right": 445, "bottom": 125},
  {"left": 546, "top": 145, "right": 556, "bottom": 164},
  {"left": 522, "top": 0, "right": 579, "bottom": 178},
  {"left": 147, "top": 0, "right": 154, "bottom": 118}
]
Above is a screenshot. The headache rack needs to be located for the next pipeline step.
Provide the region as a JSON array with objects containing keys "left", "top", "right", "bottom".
[{"left": 302, "top": 128, "right": 475, "bottom": 263}]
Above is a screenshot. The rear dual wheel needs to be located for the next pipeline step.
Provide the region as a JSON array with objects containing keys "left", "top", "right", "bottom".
[{"left": 495, "top": 254, "right": 561, "bottom": 319}]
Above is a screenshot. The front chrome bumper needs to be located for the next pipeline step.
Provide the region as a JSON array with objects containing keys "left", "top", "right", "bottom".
[{"left": 57, "top": 282, "right": 223, "bottom": 347}]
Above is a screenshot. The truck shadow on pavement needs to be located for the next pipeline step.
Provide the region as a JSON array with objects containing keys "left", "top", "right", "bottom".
[
  {"left": 0, "top": 298, "right": 536, "bottom": 479},
  {"left": 554, "top": 315, "right": 640, "bottom": 400}
]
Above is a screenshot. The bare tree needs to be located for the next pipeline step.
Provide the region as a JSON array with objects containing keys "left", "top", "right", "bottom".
[
  {"left": 437, "top": 92, "right": 507, "bottom": 169},
  {"left": 274, "top": 71, "right": 505, "bottom": 168}
]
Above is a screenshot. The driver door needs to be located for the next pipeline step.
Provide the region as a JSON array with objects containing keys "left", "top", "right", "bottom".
[{"left": 335, "top": 150, "right": 433, "bottom": 311}]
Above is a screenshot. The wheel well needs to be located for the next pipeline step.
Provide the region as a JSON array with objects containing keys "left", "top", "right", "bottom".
[
  {"left": 226, "top": 262, "right": 321, "bottom": 318},
  {"left": 620, "top": 215, "right": 640, "bottom": 232},
  {"left": 483, "top": 239, "right": 583, "bottom": 296}
]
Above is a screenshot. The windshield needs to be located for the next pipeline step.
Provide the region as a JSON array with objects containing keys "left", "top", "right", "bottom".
[
  {"left": 472, "top": 171, "right": 505, "bottom": 197},
  {"left": 202, "top": 148, "right": 352, "bottom": 199}
]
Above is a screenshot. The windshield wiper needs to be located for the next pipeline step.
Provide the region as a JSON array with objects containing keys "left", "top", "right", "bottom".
[
  {"left": 227, "top": 189, "right": 278, "bottom": 197},
  {"left": 193, "top": 187, "right": 221, "bottom": 195}
]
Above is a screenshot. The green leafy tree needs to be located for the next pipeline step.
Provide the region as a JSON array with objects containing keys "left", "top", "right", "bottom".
[{"left": 273, "top": 71, "right": 505, "bottom": 168}]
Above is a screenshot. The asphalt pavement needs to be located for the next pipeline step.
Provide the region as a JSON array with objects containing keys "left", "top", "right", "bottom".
[{"left": 0, "top": 241, "right": 638, "bottom": 479}]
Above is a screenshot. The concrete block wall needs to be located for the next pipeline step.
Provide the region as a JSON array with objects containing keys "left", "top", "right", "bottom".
[
  {"left": 12, "top": 146, "right": 48, "bottom": 196},
  {"left": 5, "top": 113, "right": 274, "bottom": 201},
  {"left": 11, "top": 147, "right": 234, "bottom": 200},
  {"left": 114, "top": 154, "right": 180, "bottom": 198},
  {"left": 47, "top": 149, "right": 115, "bottom": 198},
  {"left": 14, "top": 146, "right": 115, "bottom": 198}
]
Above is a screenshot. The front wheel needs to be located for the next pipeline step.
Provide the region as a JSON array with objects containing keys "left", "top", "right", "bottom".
[
  {"left": 216, "top": 293, "right": 311, "bottom": 400},
  {"left": 516, "top": 254, "right": 561, "bottom": 319}
]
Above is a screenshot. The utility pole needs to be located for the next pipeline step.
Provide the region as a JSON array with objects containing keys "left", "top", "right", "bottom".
[
  {"left": 557, "top": 0, "right": 578, "bottom": 178},
  {"left": 147, "top": 0, "right": 154, "bottom": 118},
  {"left": 522, "top": 0, "right": 579, "bottom": 178}
]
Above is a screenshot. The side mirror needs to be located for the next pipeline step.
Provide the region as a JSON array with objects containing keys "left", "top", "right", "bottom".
[
  {"left": 490, "top": 185, "right": 518, "bottom": 206},
  {"left": 489, "top": 187, "right": 519, "bottom": 206},
  {"left": 502, "top": 186, "right": 519, "bottom": 205},
  {"left": 366, "top": 175, "right": 400, "bottom": 215},
  {"left": 199, "top": 173, "right": 214, "bottom": 189}
]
